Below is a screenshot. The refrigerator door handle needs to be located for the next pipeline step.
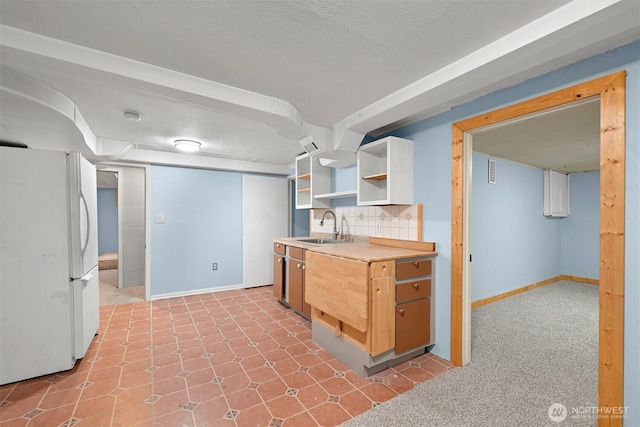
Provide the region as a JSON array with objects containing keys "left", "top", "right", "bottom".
[{"left": 79, "top": 192, "right": 90, "bottom": 256}]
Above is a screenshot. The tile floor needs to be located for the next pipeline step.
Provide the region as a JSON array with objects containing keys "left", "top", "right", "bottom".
[{"left": 0, "top": 286, "right": 453, "bottom": 427}]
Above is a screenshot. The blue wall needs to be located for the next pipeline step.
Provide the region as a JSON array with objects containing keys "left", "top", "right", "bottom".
[
  {"left": 471, "top": 159, "right": 600, "bottom": 301},
  {"left": 470, "top": 153, "right": 562, "bottom": 302},
  {"left": 333, "top": 40, "right": 639, "bottom": 418},
  {"left": 561, "top": 171, "right": 600, "bottom": 279},
  {"left": 470, "top": 156, "right": 600, "bottom": 301},
  {"left": 331, "top": 165, "right": 357, "bottom": 208},
  {"left": 150, "top": 165, "right": 244, "bottom": 296},
  {"left": 97, "top": 188, "right": 118, "bottom": 255}
]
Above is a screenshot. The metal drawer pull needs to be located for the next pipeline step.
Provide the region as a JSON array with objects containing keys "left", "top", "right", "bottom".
[
  {"left": 414, "top": 262, "right": 420, "bottom": 268},
  {"left": 297, "top": 263, "right": 301, "bottom": 268},
  {"left": 276, "top": 244, "right": 280, "bottom": 248},
  {"left": 413, "top": 283, "right": 420, "bottom": 290},
  {"left": 277, "top": 258, "right": 281, "bottom": 263},
  {"left": 398, "top": 309, "right": 405, "bottom": 316}
]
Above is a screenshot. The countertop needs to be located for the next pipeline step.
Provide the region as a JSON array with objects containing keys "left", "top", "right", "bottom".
[{"left": 273, "top": 236, "right": 437, "bottom": 262}]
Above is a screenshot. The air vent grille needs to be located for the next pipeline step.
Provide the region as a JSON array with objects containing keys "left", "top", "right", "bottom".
[
  {"left": 488, "top": 159, "right": 496, "bottom": 184},
  {"left": 304, "top": 140, "right": 320, "bottom": 154}
]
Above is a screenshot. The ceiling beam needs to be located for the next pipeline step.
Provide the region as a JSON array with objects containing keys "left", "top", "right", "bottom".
[{"left": 337, "top": 0, "right": 639, "bottom": 137}]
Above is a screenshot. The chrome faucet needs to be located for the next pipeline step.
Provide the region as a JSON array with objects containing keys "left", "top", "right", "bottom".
[{"left": 320, "top": 210, "right": 339, "bottom": 240}]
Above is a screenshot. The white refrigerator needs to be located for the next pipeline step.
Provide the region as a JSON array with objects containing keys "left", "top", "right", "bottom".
[{"left": 0, "top": 147, "right": 100, "bottom": 385}]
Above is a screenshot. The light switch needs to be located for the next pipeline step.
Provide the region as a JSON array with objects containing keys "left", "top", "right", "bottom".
[{"left": 155, "top": 214, "right": 166, "bottom": 224}]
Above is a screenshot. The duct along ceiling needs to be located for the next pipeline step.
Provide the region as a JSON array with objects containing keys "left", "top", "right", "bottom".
[{"left": 0, "top": 0, "right": 638, "bottom": 174}]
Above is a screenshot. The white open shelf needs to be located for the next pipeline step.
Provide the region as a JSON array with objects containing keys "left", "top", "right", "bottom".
[
  {"left": 295, "top": 153, "right": 330, "bottom": 209},
  {"left": 314, "top": 190, "right": 357, "bottom": 200},
  {"left": 357, "top": 136, "right": 413, "bottom": 205}
]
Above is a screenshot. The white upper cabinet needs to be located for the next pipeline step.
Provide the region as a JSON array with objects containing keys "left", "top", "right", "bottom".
[
  {"left": 543, "top": 170, "right": 569, "bottom": 217},
  {"left": 357, "top": 136, "right": 414, "bottom": 206},
  {"left": 295, "top": 153, "right": 331, "bottom": 209}
]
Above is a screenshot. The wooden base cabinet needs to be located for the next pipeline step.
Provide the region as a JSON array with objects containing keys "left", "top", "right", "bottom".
[
  {"left": 306, "top": 250, "right": 436, "bottom": 376},
  {"left": 395, "top": 258, "right": 433, "bottom": 354},
  {"left": 273, "top": 242, "right": 310, "bottom": 319}
]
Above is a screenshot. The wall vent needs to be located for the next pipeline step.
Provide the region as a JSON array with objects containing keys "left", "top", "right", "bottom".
[
  {"left": 488, "top": 159, "right": 496, "bottom": 184},
  {"left": 300, "top": 135, "right": 323, "bottom": 155},
  {"left": 304, "top": 140, "right": 319, "bottom": 154}
]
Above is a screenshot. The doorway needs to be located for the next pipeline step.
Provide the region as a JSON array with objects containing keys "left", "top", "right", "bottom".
[
  {"left": 96, "top": 165, "right": 147, "bottom": 305},
  {"left": 97, "top": 170, "right": 119, "bottom": 264},
  {"left": 465, "top": 100, "right": 601, "bottom": 412},
  {"left": 450, "top": 71, "right": 626, "bottom": 416}
]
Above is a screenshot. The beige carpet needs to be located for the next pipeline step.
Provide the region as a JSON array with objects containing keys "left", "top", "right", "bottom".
[
  {"left": 99, "top": 268, "right": 146, "bottom": 306},
  {"left": 342, "top": 281, "right": 598, "bottom": 426}
]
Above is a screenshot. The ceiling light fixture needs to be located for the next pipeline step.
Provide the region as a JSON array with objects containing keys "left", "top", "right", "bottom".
[
  {"left": 174, "top": 139, "right": 201, "bottom": 152},
  {"left": 123, "top": 110, "right": 142, "bottom": 121}
]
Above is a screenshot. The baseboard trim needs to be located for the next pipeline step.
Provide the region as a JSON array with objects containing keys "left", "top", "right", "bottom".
[
  {"left": 558, "top": 274, "right": 599, "bottom": 285},
  {"left": 149, "top": 283, "right": 254, "bottom": 301},
  {"left": 471, "top": 274, "right": 600, "bottom": 309},
  {"left": 471, "top": 275, "right": 562, "bottom": 309}
]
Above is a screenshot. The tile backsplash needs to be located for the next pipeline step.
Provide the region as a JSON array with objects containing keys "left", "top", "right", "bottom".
[{"left": 311, "top": 205, "right": 421, "bottom": 241}]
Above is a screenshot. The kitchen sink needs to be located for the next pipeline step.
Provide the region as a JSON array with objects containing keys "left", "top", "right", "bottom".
[{"left": 296, "top": 238, "right": 345, "bottom": 244}]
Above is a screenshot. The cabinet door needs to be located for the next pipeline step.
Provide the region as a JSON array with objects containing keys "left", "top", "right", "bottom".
[
  {"left": 395, "top": 299, "right": 430, "bottom": 354},
  {"left": 370, "top": 276, "right": 395, "bottom": 356},
  {"left": 544, "top": 170, "right": 569, "bottom": 217},
  {"left": 305, "top": 252, "right": 369, "bottom": 333},
  {"left": 273, "top": 255, "right": 285, "bottom": 300},
  {"left": 288, "top": 259, "right": 304, "bottom": 312},
  {"left": 301, "top": 263, "right": 311, "bottom": 317}
]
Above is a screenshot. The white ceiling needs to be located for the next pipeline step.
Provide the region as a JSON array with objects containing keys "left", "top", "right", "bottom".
[
  {"left": 0, "top": 1, "right": 638, "bottom": 173},
  {"left": 473, "top": 100, "right": 601, "bottom": 173}
]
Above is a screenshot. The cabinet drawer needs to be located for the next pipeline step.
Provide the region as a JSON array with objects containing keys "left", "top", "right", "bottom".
[
  {"left": 396, "top": 259, "right": 431, "bottom": 280},
  {"left": 289, "top": 246, "right": 305, "bottom": 260},
  {"left": 396, "top": 279, "right": 431, "bottom": 303},
  {"left": 395, "top": 299, "right": 430, "bottom": 354},
  {"left": 274, "top": 242, "right": 286, "bottom": 255}
]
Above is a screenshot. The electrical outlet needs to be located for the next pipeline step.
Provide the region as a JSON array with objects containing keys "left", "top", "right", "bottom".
[
  {"left": 212, "top": 263, "right": 218, "bottom": 271},
  {"left": 155, "top": 214, "right": 166, "bottom": 224}
]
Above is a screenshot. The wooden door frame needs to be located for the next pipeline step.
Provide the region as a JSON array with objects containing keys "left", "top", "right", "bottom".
[{"left": 450, "top": 71, "right": 626, "bottom": 425}]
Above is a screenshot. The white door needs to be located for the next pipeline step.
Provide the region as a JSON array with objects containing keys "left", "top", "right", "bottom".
[
  {"left": 118, "top": 167, "right": 146, "bottom": 287},
  {"left": 243, "top": 175, "right": 288, "bottom": 288}
]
